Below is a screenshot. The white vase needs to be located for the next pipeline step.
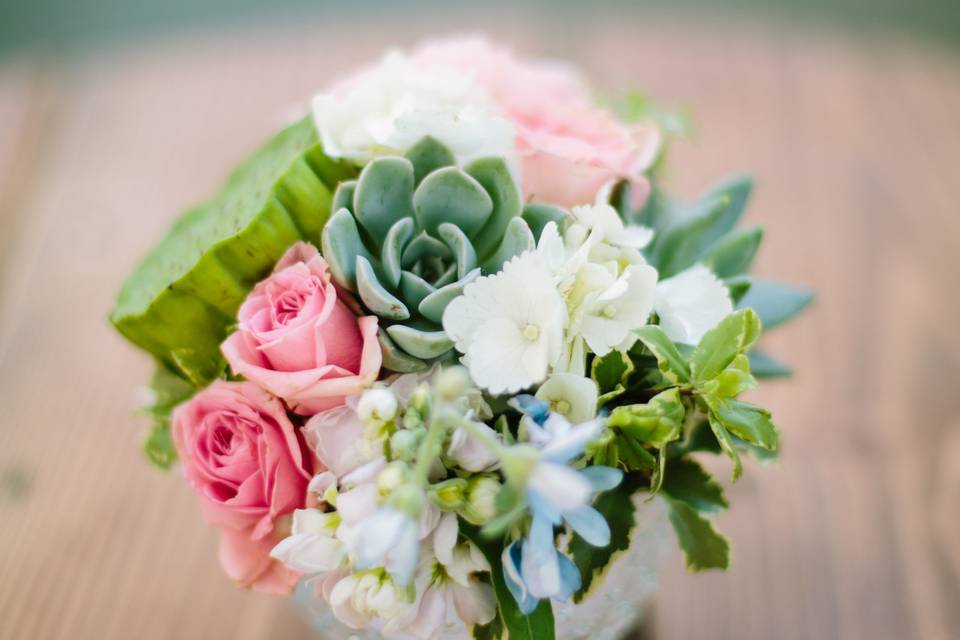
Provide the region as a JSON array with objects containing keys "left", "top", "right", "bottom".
[{"left": 292, "top": 496, "right": 673, "bottom": 640}]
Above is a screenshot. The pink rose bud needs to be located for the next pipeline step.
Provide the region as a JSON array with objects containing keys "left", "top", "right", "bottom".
[
  {"left": 222, "top": 242, "right": 382, "bottom": 415},
  {"left": 411, "top": 37, "right": 660, "bottom": 208},
  {"left": 171, "top": 381, "right": 313, "bottom": 594}
]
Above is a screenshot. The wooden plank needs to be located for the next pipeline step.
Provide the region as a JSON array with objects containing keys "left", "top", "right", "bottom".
[{"left": 0, "top": 16, "right": 958, "bottom": 640}]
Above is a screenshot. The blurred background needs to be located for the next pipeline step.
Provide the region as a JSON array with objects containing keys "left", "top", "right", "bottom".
[{"left": 2, "top": 1, "right": 959, "bottom": 639}]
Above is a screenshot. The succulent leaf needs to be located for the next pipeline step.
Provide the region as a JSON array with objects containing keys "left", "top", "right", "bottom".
[
  {"left": 354, "top": 157, "right": 415, "bottom": 242},
  {"left": 480, "top": 216, "right": 535, "bottom": 274},
  {"left": 405, "top": 136, "right": 456, "bottom": 183},
  {"left": 385, "top": 325, "right": 455, "bottom": 359},
  {"left": 464, "top": 157, "right": 522, "bottom": 261},
  {"left": 413, "top": 167, "right": 493, "bottom": 237}
]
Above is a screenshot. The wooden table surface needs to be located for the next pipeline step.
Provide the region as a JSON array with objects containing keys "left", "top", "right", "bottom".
[{"left": 2, "top": 13, "right": 959, "bottom": 640}]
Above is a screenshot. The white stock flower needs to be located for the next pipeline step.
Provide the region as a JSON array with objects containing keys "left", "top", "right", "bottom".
[
  {"left": 447, "top": 420, "right": 501, "bottom": 472},
  {"left": 312, "top": 52, "right": 515, "bottom": 166},
  {"left": 270, "top": 509, "right": 346, "bottom": 574},
  {"left": 443, "top": 251, "right": 567, "bottom": 394},
  {"left": 402, "top": 514, "right": 496, "bottom": 639},
  {"left": 329, "top": 570, "right": 413, "bottom": 630},
  {"left": 654, "top": 264, "right": 733, "bottom": 345}
]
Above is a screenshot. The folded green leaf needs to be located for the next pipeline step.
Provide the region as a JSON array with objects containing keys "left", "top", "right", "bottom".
[
  {"left": 634, "top": 325, "right": 691, "bottom": 384},
  {"left": 701, "top": 353, "right": 757, "bottom": 399},
  {"left": 661, "top": 458, "right": 728, "bottom": 513},
  {"left": 569, "top": 473, "right": 646, "bottom": 603},
  {"left": 738, "top": 280, "right": 814, "bottom": 330},
  {"left": 690, "top": 309, "right": 762, "bottom": 383},
  {"left": 111, "top": 116, "right": 353, "bottom": 384},
  {"left": 724, "top": 274, "right": 752, "bottom": 303},
  {"left": 607, "top": 388, "right": 685, "bottom": 447},
  {"left": 462, "top": 526, "right": 556, "bottom": 640},
  {"left": 665, "top": 497, "right": 730, "bottom": 571}
]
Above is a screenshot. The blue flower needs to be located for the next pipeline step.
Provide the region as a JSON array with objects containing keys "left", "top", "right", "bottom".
[{"left": 501, "top": 401, "right": 623, "bottom": 612}]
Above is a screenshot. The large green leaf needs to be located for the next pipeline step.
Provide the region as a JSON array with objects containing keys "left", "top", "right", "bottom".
[
  {"left": 568, "top": 473, "right": 646, "bottom": 602},
  {"left": 738, "top": 280, "right": 814, "bottom": 330},
  {"left": 665, "top": 497, "right": 730, "bottom": 571},
  {"left": 462, "top": 526, "right": 556, "bottom": 640},
  {"left": 661, "top": 458, "right": 728, "bottom": 514},
  {"left": 111, "top": 117, "right": 353, "bottom": 384},
  {"left": 689, "top": 309, "right": 762, "bottom": 383}
]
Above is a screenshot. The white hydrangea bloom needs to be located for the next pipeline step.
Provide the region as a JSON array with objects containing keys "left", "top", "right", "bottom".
[
  {"left": 654, "top": 264, "right": 734, "bottom": 345},
  {"left": 312, "top": 52, "right": 515, "bottom": 166},
  {"left": 443, "top": 251, "right": 567, "bottom": 394}
]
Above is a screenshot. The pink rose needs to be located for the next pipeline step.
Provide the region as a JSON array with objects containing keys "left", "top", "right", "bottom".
[
  {"left": 222, "top": 242, "right": 382, "bottom": 415},
  {"left": 411, "top": 37, "right": 660, "bottom": 208},
  {"left": 171, "top": 380, "right": 313, "bottom": 593}
]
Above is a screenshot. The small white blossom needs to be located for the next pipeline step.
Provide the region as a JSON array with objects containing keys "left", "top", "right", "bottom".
[
  {"left": 655, "top": 264, "right": 733, "bottom": 345},
  {"left": 269, "top": 509, "right": 346, "bottom": 574}
]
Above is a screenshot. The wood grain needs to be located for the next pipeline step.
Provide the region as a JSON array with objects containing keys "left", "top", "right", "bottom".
[{"left": 1, "top": 14, "right": 958, "bottom": 640}]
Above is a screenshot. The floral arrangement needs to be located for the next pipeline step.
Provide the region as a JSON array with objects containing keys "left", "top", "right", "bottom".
[{"left": 112, "top": 36, "right": 811, "bottom": 639}]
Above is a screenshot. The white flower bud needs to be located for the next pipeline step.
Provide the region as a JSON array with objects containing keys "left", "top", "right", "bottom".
[
  {"left": 389, "top": 429, "right": 419, "bottom": 462},
  {"left": 461, "top": 476, "right": 502, "bottom": 525},
  {"left": 435, "top": 366, "right": 471, "bottom": 401},
  {"left": 357, "top": 388, "right": 399, "bottom": 423}
]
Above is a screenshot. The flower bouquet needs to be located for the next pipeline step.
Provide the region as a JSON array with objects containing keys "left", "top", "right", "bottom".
[{"left": 111, "top": 37, "right": 812, "bottom": 640}]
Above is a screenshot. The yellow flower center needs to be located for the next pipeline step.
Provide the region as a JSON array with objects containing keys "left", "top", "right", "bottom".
[
  {"left": 602, "top": 305, "right": 618, "bottom": 318},
  {"left": 553, "top": 399, "right": 572, "bottom": 415},
  {"left": 522, "top": 324, "right": 540, "bottom": 341}
]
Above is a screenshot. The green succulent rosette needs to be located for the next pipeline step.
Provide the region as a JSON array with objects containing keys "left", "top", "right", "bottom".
[{"left": 321, "top": 137, "right": 535, "bottom": 372}]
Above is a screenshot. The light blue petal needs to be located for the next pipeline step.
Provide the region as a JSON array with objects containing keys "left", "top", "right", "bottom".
[
  {"left": 508, "top": 394, "right": 550, "bottom": 425},
  {"left": 580, "top": 465, "right": 624, "bottom": 492},
  {"left": 521, "top": 514, "right": 561, "bottom": 599},
  {"left": 502, "top": 541, "right": 540, "bottom": 614},
  {"left": 563, "top": 505, "right": 611, "bottom": 547},
  {"left": 555, "top": 553, "right": 583, "bottom": 601},
  {"left": 541, "top": 419, "right": 603, "bottom": 463},
  {"left": 527, "top": 489, "right": 563, "bottom": 525}
]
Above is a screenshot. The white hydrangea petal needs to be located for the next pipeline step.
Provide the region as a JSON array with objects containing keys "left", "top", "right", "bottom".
[
  {"left": 311, "top": 51, "right": 515, "bottom": 166},
  {"left": 655, "top": 264, "right": 733, "bottom": 345},
  {"left": 465, "top": 317, "right": 538, "bottom": 394},
  {"left": 535, "top": 373, "right": 599, "bottom": 424}
]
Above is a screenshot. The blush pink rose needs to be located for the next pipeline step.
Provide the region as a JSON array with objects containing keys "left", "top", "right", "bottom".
[
  {"left": 222, "top": 242, "right": 382, "bottom": 415},
  {"left": 411, "top": 37, "right": 660, "bottom": 208},
  {"left": 171, "top": 380, "right": 313, "bottom": 593}
]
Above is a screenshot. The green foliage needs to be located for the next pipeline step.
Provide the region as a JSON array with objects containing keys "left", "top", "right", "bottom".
[
  {"left": 568, "top": 473, "right": 647, "bottom": 603},
  {"left": 111, "top": 116, "right": 353, "bottom": 385},
  {"left": 462, "top": 526, "right": 555, "bottom": 640},
  {"left": 661, "top": 458, "right": 728, "bottom": 513},
  {"left": 689, "top": 309, "right": 762, "bottom": 383},
  {"left": 607, "top": 388, "right": 685, "bottom": 448},
  {"left": 322, "top": 138, "right": 534, "bottom": 371},
  {"left": 633, "top": 325, "right": 691, "bottom": 384},
  {"left": 664, "top": 497, "right": 730, "bottom": 571},
  {"left": 738, "top": 280, "right": 814, "bottom": 330},
  {"left": 142, "top": 365, "right": 197, "bottom": 469},
  {"left": 705, "top": 397, "right": 778, "bottom": 451},
  {"left": 590, "top": 350, "right": 635, "bottom": 405}
]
